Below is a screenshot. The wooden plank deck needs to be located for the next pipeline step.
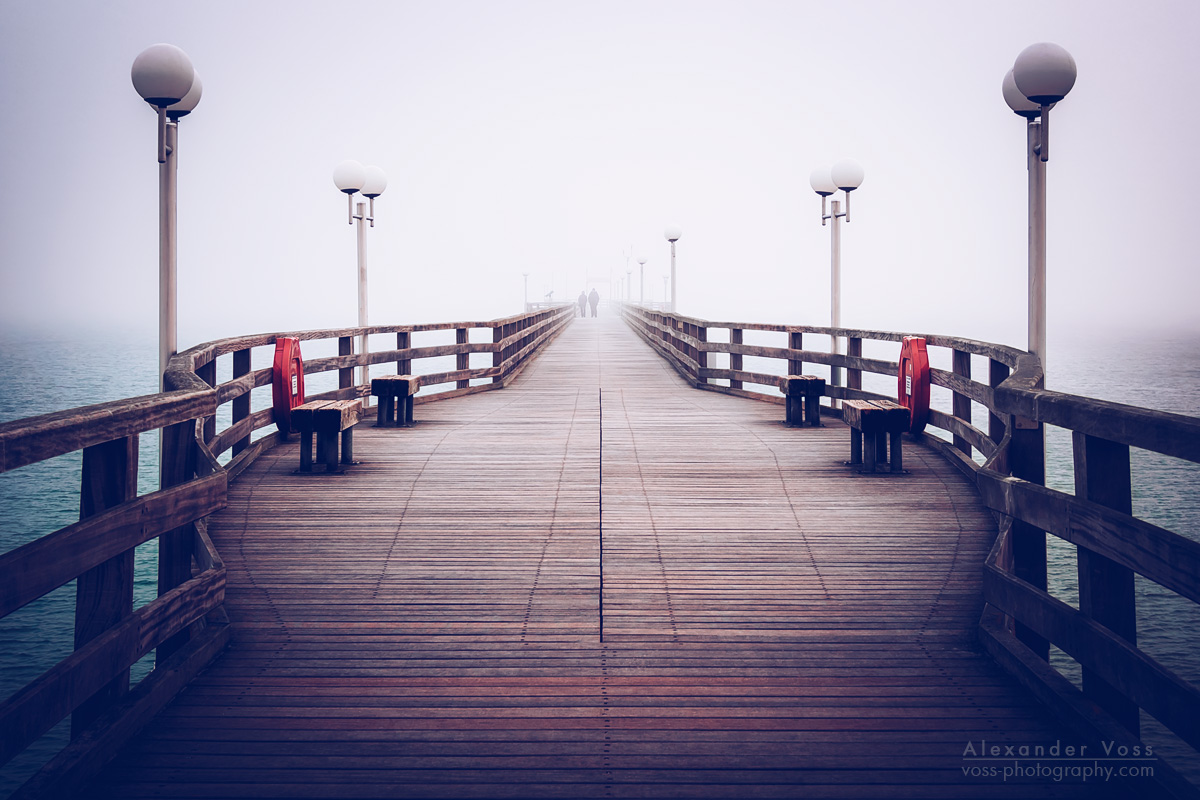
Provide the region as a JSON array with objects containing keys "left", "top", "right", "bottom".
[{"left": 87, "top": 312, "right": 1133, "bottom": 798}]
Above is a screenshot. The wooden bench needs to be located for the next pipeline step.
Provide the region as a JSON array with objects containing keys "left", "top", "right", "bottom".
[
  {"left": 778, "top": 375, "right": 825, "bottom": 427},
  {"left": 371, "top": 375, "right": 421, "bottom": 427},
  {"left": 842, "top": 399, "right": 910, "bottom": 473},
  {"left": 292, "top": 399, "right": 360, "bottom": 473}
]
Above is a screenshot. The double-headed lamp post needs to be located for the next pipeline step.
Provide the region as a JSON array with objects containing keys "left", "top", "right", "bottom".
[
  {"left": 1004, "top": 43, "right": 1076, "bottom": 377},
  {"left": 333, "top": 160, "right": 388, "bottom": 390},
  {"left": 810, "top": 159, "right": 864, "bottom": 395},
  {"left": 131, "top": 43, "right": 202, "bottom": 391},
  {"left": 637, "top": 256, "right": 647, "bottom": 304},
  {"left": 664, "top": 226, "right": 681, "bottom": 312}
]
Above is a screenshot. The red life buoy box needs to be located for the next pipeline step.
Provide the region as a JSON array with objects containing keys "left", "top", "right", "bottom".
[
  {"left": 897, "top": 337, "right": 930, "bottom": 434},
  {"left": 272, "top": 337, "right": 306, "bottom": 435}
]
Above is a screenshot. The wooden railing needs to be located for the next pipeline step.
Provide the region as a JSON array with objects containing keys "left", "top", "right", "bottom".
[
  {"left": 176, "top": 304, "right": 574, "bottom": 478},
  {"left": 0, "top": 304, "right": 573, "bottom": 797},
  {"left": 622, "top": 304, "right": 1200, "bottom": 795},
  {"left": 0, "top": 390, "right": 229, "bottom": 797}
]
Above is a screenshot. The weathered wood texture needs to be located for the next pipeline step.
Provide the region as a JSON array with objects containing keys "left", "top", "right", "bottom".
[{"left": 84, "top": 314, "right": 1134, "bottom": 799}]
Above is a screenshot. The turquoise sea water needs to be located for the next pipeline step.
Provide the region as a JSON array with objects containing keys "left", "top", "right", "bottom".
[{"left": 0, "top": 323, "right": 1198, "bottom": 794}]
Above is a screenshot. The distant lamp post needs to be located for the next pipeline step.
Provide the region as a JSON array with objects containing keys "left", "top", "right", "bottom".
[
  {"left": 637, "top": 256, "right": 647, "bottom": 304},
  {"left": 1006, "top": 42, "right": 1076, "bottom": 374},
  {"left": 626, "top": 269, "right": 632, "bottom": 302},
  {"left": 334, "top": 159, "right": 388, "bottom": 390},
  {"left": 522, "top": 272, "right": 530, "bottom": 311},
  {"left": 131, "top": 43, "right": 199, "bottom": 391},
  {"left": 664, "top": 226, "right": 681, "bottom": 312},
  {"left": 810, "top": 159, "right": 864, "bottom": 396}
]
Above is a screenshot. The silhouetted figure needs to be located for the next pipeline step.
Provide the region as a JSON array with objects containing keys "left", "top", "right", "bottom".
[
  {"left": 577, "top": 291, "right": 587, "bottom": 317},
  {"left": 588, "top": 289, "right": 599, "bottom": 317}
]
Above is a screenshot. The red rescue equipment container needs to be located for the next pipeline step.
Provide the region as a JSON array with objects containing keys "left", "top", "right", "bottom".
[
  {"left": 272, "top": 337, "right": 306, "bottom": 435},
  {"left": 897, "top": 336, "right": 930, "bottom": 434}
]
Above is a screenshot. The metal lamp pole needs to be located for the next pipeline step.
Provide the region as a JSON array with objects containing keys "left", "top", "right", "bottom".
[
  {"left": 810, "top": 160, "right": 864, "bottom": 398},
  {"left": 132, "top": 44, "right": 200, "bottom": 391},
  {"left": 334, "top": 160, "right": 387, "bottom": 392},
  {"left": 1007, "top": 43, "right": 1077, "bottom": 377},
  {"left": 523, "top": 272, "right": 529, "bottom": 311},
  {"left": 637, "top": 256, "right": 647, "bottom": 304},
  {"left": 664, "top": 227, "right": 681, "bottom": 312}
]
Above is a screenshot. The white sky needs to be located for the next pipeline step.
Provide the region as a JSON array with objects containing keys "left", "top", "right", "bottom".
[{"left": 2, "top": 0, "right": 1199, "bottom": 353}]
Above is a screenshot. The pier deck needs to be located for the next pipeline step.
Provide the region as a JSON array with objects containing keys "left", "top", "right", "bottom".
[{"left": 87, "top": 314, "right": 1123, "bottom": 798}]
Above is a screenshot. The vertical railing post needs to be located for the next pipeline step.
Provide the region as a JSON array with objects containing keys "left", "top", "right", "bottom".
[
  {"left": 1074, "top": 432, "right": 1139, "bottom": 734},
  {"left": 988, "top": 359, "right": 1010, "bottom": 472},
  {"left": 73, "top": 434, "right": 137, "bottom": 737},
  {"left": 232, "top": 348, "right": 251, "bottom": 457},
  {"left": 196, "top": 359, "right": 217, "bottom": 445},
  {"left": 952, "top": 349, "right": 972, "bottom": 458},
  {"left": 847, "top": 337, "right": 862, "bottom": 397},
  {"left": 456, "top": 328, "right": 469, "bottom": 389},
  {"left": 696, "top": 325, "right": 707, "bottom": 385},
  {"left": 788, "top": 331, "right": 803, "bottom": 377},
  {"left": 339, "top": 336, "right": 354, "bottom": 398},
  {"left": 397, "top": 331, "right": 411, "bottom": 377},
  {"left": 1010, "top": 416, "right": 1048, "bottom": 661},
  {"left": 158, "top": 417, "right": 196, "bottom": 662},
  {"left": 730, "top": 329, "right": 743, "bottom": 390},
  {"left": 492, "top": 323, "right": 505, "bottom": 385}
]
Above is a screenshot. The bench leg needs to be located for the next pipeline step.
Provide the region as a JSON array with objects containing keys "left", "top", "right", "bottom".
[
  {"left": 864, "top": 432, "right": 878, "bottom": 473},
  {"left": 875, "top": 430, "right": 888, "bottom": 470},
  {"left": 376, "top": 398, "right": 387, "bottom": 427},
  {"left": 889, "top": 431, "right": 904, "bottom": 473},
  {"left": 403, "top": 395, "right": 414, "bottom": 427},
  {"left": 341, "top": 429, "right": 354, "bottom": 465},
  {"left": 784, "top": 395, "right": 795, "bottom": 426},
  {"left": 318, "top": 430, "right": 338, "bottom": 473},
  {"left": 850, "top": 428, "right": 862, "bottom": 466},
  {"left": 300, "top": 430, "right": 314, "bottom": 473},
  {"left": 805, "top": 393, "right": 821, "bottom": 427}
]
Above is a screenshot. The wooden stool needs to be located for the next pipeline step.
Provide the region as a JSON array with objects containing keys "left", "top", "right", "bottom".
[
  {"left": 293, "top": 399, "right": 360, "bottom": 473},
  {"left": 371, "top": 375, "right": 421, "bottom": 427},
  {"left": 779, "top": 375, "right": 825, "bottom": 427},
  {"left": 842, "top": 399, "right": 910, "bottom": 473}
]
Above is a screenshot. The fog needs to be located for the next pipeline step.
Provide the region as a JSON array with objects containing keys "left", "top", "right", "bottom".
[{"left": 2, "top": 0, "right": 1199, "bottom": 355}]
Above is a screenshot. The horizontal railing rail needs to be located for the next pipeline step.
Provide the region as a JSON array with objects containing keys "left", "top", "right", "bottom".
[
  {"left": 621, "top": 303, "right": 1200, "bottom": 796},
  {"left": 0, "top": 303, "right": 573, "bottom": 797}
]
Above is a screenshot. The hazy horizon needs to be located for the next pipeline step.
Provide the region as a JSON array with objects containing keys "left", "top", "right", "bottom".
[{"left": 4, "top": 1, "right": 1200, "bottom": 358}]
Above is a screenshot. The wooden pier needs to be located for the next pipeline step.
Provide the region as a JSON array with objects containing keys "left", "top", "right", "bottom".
[
  {"left": 3, "top": 307, "right": 1198, "bottom": 798},
  {"left": 78, "top": 316, "right": 1130, "bottom": 797}
]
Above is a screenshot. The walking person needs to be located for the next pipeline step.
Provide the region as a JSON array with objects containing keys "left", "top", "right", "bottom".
[
  {"left": 577, "top": 290, "right": 587, "bottom": 317},
  {"left": 588, "top": 288, "right": 599, "bottom": 317}
]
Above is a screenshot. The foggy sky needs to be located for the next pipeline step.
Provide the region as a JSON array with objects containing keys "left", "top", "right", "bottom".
[{"left": 2, "top": 0, "right": 1198, "bottom": 354}]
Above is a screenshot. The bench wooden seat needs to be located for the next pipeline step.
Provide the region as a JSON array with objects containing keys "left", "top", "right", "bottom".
[
  {"left": 778, "top": 375, "right": 825, "bottom": 427},
  {"left": 842, "top": 399, "right": 910, "bottom": 473},
  {"left": 292, "top": 399, "right": 361, "bottom": 473},
  {"left": 371, "top": 375, "right": 421, "bottom": 427}
]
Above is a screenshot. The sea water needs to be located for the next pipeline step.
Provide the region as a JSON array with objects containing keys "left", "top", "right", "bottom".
[{"left": 1, "top": 324, "right": 1198, "bottom": 794}]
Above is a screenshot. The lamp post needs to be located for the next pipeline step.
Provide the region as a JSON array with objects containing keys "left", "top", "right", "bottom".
[
  {"left": 333, "top": 160, "right": 387, "bottom": 392},
  {"left": 522, "top": 272, "right": 529, "bottom": 311},
  {"left": 131, "top": 43, "right": 200, "bottom": 391},
  {"left": 637, "top": 256, "right": 647, "bottom": 304},
  {"left": 1005, "top": 43, "right": 1077, "bottom": 376},
  {"left": 626, "top": 269, "right": 632, "bottom": 302},
  {"left": 664, "top": 226, "right": 681, "bottom": 312},
  {"left": 810, "top": 160, "right": 864, "bottom": 397}
]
